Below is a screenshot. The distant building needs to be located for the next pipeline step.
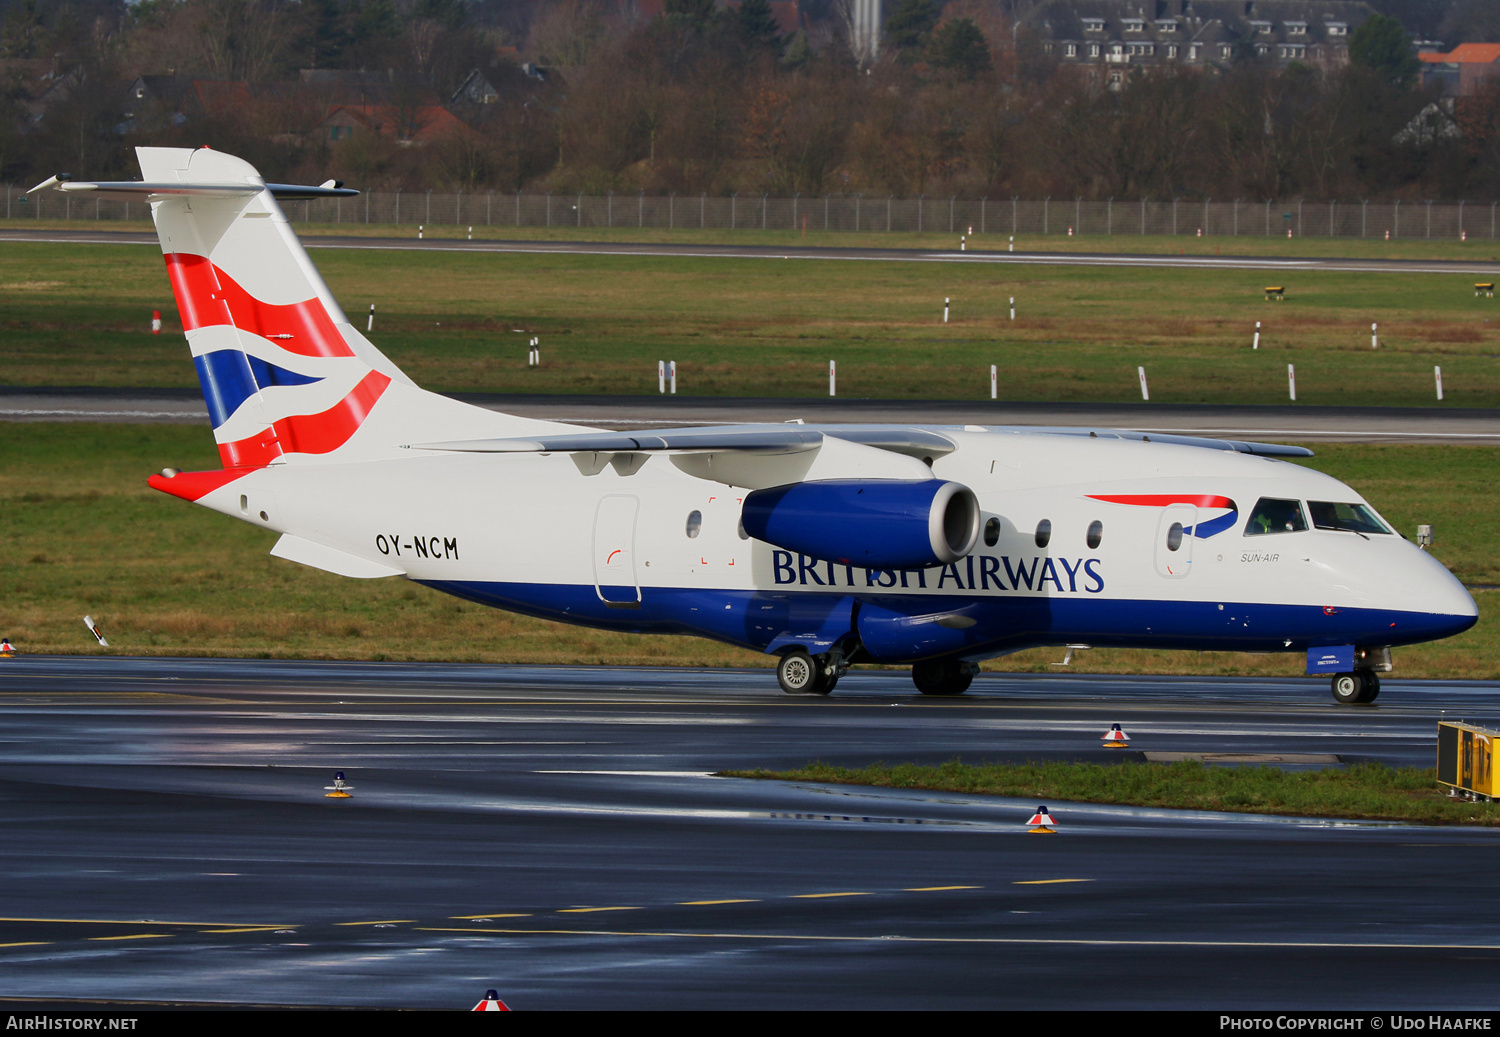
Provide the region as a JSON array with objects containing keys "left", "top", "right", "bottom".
[
  {"left": 1021, "top": 0, "right": 1377, "bottom": 87},
  {"left": 1419, "top": 43, "right": 1500, "bottom": 96},
  {"left": 121, "top": 75, "right": 251, "bottom": 134}
]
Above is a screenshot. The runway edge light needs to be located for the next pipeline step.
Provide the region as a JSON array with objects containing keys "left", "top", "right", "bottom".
[
  {"left": 473, "top": 989, "right": 510, "bottom": 1011},
  {"left": 1103, "top": 723, "right": 1131, "bottom": 748},
  {"left": 0, "top": 638, "right": 14, "bottom": 658},
  {"left": 1027, "top": 806, "right": 1057, "bottom": 833},
  {"left": 324, "top": 771, "right": 354, "bottom": 798}
]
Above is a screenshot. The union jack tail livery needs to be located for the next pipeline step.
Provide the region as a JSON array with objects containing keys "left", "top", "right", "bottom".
[{"left": 136, "top": 146, "right": 549, "bottom": 469}]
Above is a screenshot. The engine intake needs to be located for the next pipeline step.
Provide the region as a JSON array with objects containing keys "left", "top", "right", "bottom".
[{"left": 741, "top": 479, "right": 981, "bottom": 570}]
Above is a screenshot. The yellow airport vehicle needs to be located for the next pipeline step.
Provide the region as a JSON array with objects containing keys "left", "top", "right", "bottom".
[{"left": 1437, "top": 722, "right": 1495, "bottom": 800}]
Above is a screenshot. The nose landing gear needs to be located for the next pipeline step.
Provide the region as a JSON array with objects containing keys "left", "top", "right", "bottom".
[
  {"left": 1331, "top": 669, "right": 1380, "bottom": 705},
  {"left": 777, "top": 649, "right": 842, "bottom": 695}
]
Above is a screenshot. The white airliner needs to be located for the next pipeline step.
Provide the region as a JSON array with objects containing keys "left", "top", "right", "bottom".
[{"left": 35, "top": 147, "right": 1477, "bottom": 704}]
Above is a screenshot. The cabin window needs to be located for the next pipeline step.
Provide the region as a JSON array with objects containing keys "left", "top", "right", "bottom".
[
  {"left": 984, "top": 517, "right": 1001, "bottom": 547},
  {"left": 686, "top": 510, "right": 702, "bottom": 538},
  {"left": 1166, "top": 522, "right": 1184, "bottom": 552},
  {"left": 1245, "top": 497, "right": 1307, "bottom": 535},
  {"left": 1086, "top": 520, "right": 1103, "bottom": 549},
  {"left": 1035, "top": 519, "right": 1052, "bottom": 548},
  {"left": 1308, "top": 501, "right": 1392, "bottom": 535}
]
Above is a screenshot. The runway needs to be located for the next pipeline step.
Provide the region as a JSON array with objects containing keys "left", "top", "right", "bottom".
[
  {"left": 1, "top": 656, "right": 1498, "bottom": 1009},
  {"left": 5, "top": 227, "right": 1500, "bottom": 275},
  {"left": 3, "top": 388, "right": 1498, "bottom": 445}
]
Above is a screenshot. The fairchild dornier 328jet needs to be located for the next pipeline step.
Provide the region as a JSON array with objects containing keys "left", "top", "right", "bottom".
[{"left": 33, "top": 147, "right": 1477, "bottom": 703}]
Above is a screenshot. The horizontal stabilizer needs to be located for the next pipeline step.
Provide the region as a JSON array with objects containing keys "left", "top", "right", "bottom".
[
  {"left": 270, "top": 534, "right": 404, "bottom": 579},
  {"left": 26, "top": 177, "right": 358, "bottom": 202}
]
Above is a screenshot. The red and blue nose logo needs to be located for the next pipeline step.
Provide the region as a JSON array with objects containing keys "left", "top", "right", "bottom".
[{"left": 1086, "top": 494, "right": 1239, "bottom": 538}]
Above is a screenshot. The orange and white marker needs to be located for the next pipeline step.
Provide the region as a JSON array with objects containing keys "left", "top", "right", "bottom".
[
  {"left": 473, "top": 989, "right": 510, "bottom": 1011},
  {"left": 151, "top": 310, "right": 162, "bottom": 334},
  {"left": 324, "top": 771, "right": 355, "bottom": 798},
  {"left": 1027, "top": 806, "right": 1057, "bottom": 833},
  {"left": 82, "top": 615, "right": 108, "bottom": 647},
  {"left": 1102, "top": 723, "right": 1130, "bottom": 748},
  {"left": 1, "top": 638, "right": 14, "bottom": 657}
]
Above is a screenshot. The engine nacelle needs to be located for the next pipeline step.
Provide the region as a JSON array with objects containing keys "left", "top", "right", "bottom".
[{"left": 741, "top": 479, "right": 981, "bottom": 570}]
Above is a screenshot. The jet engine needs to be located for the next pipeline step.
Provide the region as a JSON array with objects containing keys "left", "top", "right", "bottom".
[{"left": 741, "top": 479, "right": 981, "bottom": 570}]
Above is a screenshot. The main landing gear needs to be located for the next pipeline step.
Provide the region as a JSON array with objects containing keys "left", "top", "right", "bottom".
[
  {"left": 911, "top": 659, "right": 978, "bottom": 697},
  {"left": 1331, "top": 669, "right": 1380, "bottom": 705}
]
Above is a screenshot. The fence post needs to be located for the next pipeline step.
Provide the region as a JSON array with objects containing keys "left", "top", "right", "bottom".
[
  {"left": 608, "top": 191, "right": 613, "bottom": 227},
  {"left": 1141, "top": 197, "right": 1147, "bottom": 235},
  {"left": 1297, "top": 199, "right": 1302, "bottom": 237},
  {"left": 487, "top": 191, "right": 492, "bottom": 225},
  {"left": 395, "top": 189, "right": 400, "bottom": 224},
  {"left": 1459, "top": 199, "right": 1466, "bottom": 237},
  {"left": 887, "top": 195, "right": 893, "bottom": 233},
  {"left": 1265, "top": 200, "right": 1270, "bottom": 236},
  {"left": 1107, "top": 197, "right": 1112, "bottom": 234},
  {"left": 1361, "top": 199, "right": 1367, "bottom": 238},
  {"left": 1329, "top": 199, "right": 1335, "bottom": 237},
  {"left": 1426, "top": 199, "right": 1433, "bottom": 238},
  {"left": 456, "top": 191, "right": 461, "bottom": 224},
  {"left": 516, "top": 190, "right": 521, "bottom": 226},
  {"left": 981, "top": 196, "right": 986, "bottom": 234},
  {"left": 1393, "top": 199, "right": 1400, "bottom": 238},
  {"left": 702, "top": 192, "right": 706, "bottom": 228},
  {"left": 669, "top": 191, "right": 674, "bottom": 229},
  {"left": 1043, "top": 196, "right": 1049, "bottom": 235},
  {"left": 855, "top": 194, "right": 861, "bottom": 231},
  {"left": 762, "top": 193, "right": 767, "bottom": 229},
  {"left": 426, "top": 190, "right": 431, "bottom": 225},
  {"left": 917, "top": 194, "right": 923, "bottom": 233},
  {"left": 731, "top": 192, "right": 737, "bottom": 228},
  {"left": 1205, "top": 197, "right": 1210, "bottom": 234},
  {"left": 1233, "top": 198, "right": 1239, "bottom": 235},
  {"left": 824, "top": 193, "right": 829, "bottom": 231},
  {"left": 950, "top": 195, "right": 956, "bottom": 233},
  {"left": 792, "top": 192, "right": 798, "bottom": 230},
  {"left": 639, "top": 191, "right": 643, "bottom": 228},
  {"left": 547, "top": 191, "right": 552, "bottom": 226},
  {"left": 1172, "top": 196, "right": 1178, "bottom": 235},
  {"left": 578, "top": 192, "right": 583, "bottom": 227},
  {"left": 1012, "top": 196, "right": 1018, "bottom": 234}
]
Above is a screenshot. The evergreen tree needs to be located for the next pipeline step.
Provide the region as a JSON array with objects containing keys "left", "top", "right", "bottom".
[
  {"left": 738, "top": 0, "right": 782, "bottom": 54},
  {"left": 884, "top": 0, "right": 938, "bottom": 52},
  {"left": 1350, "top": 12, "right": 1419, "bottom": 89},
  {"left": 928, "top": 18, "right": 990, "bottom": 79}
]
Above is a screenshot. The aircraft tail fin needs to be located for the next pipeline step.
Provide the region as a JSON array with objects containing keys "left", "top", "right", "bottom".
[{"left": 124, "top": 146, "right": 564, "bottom": 468}]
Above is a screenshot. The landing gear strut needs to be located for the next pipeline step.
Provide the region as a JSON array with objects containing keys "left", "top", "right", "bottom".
[
  {"left": 1331, "top": 669, "right": 1380, "bottom": 705},
  {"left": 777, "top": 650, "right": 840, "bottom": 695},
  {"left": 912, "top": 659, "right": 977, "bottom": 696}
]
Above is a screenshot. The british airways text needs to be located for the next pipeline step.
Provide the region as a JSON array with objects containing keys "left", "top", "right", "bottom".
[{"left": 771, "top": 551, "right": 1104, "bottom": 593}]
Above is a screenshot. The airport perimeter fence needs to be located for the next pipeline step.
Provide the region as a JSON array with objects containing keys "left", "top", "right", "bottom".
[{"left": 6, "top": 186, "right": 1500, "bottom": 239}]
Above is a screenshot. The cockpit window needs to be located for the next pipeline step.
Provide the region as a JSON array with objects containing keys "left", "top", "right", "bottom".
[
  {"left": 1245, "top": 497, "right": 1307, "bottom": 536},
  {"left": 1308, "top": 501, "right": 1392, "bottom": 535}
]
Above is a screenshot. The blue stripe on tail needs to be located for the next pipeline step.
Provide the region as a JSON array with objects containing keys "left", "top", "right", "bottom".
[{"left": 193, "top": 349, "right": 323, "bottom": 428}]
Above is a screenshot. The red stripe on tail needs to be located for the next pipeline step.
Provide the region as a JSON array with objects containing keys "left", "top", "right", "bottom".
[
  {"left": 164, "top": 253, "right": 353, "bottom": 357},
  {"left": 216, "top": 370, "right": 392, "bottom": 468}
]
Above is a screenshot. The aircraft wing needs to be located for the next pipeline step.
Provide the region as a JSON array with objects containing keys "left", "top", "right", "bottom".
[
  {"left": 411, "top": 424, "right": 1310, "bottom": 459},
  {"left": 409, "top": 424, "right": 960, "bottom": 459}
]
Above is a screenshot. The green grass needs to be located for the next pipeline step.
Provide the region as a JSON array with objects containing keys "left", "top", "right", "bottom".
[
  {"left": 2, "top": 241, "right": 1499, "bottom": 406},
  {"left": 0, "top": 424, "right": 1493, "bottom": 675},
  {"left": 723, "top": 759, "right": 1500, "bottom": 826}
]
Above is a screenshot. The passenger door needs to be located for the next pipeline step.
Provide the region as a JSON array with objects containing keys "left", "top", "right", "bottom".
[{"left": 593, "top": 495, "right": 641, "bottom": 606}]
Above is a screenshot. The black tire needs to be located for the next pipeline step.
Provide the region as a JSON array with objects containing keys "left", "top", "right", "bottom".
[
  {"left": 778, "top": 651, "right": 833, "bottom": 695},
  {"left": 1331, "top": 670, "right": 1378, "bottom": 705},
  {"left": 912, "top": 659, "right": 974, "bottom": 696}
]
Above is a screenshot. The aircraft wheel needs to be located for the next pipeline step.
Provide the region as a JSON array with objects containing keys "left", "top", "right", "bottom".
[
  {"left": 912, "top": 659, "right": 974, "bottom": 696},
  {"left": 778, "top": 651, "right": 833, "bottom": 695},
  {"left": 1331, "top": 670, "right": 1378, "bottom": 705}
]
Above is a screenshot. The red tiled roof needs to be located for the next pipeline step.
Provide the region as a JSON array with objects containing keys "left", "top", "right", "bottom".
[{"left": 1444, "top": 43, "right": 1500, "bottom": 65}]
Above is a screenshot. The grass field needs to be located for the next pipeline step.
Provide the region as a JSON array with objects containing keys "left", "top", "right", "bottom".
[
  {"left": 2, "top": 241, "right": 1499, "bottom": 406},
  {"left": 0, "top": 424, "right": 1493, "bottom": 676},
  {"left": 724, "top": 759, "right": 1500, "bottom": 827}
]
